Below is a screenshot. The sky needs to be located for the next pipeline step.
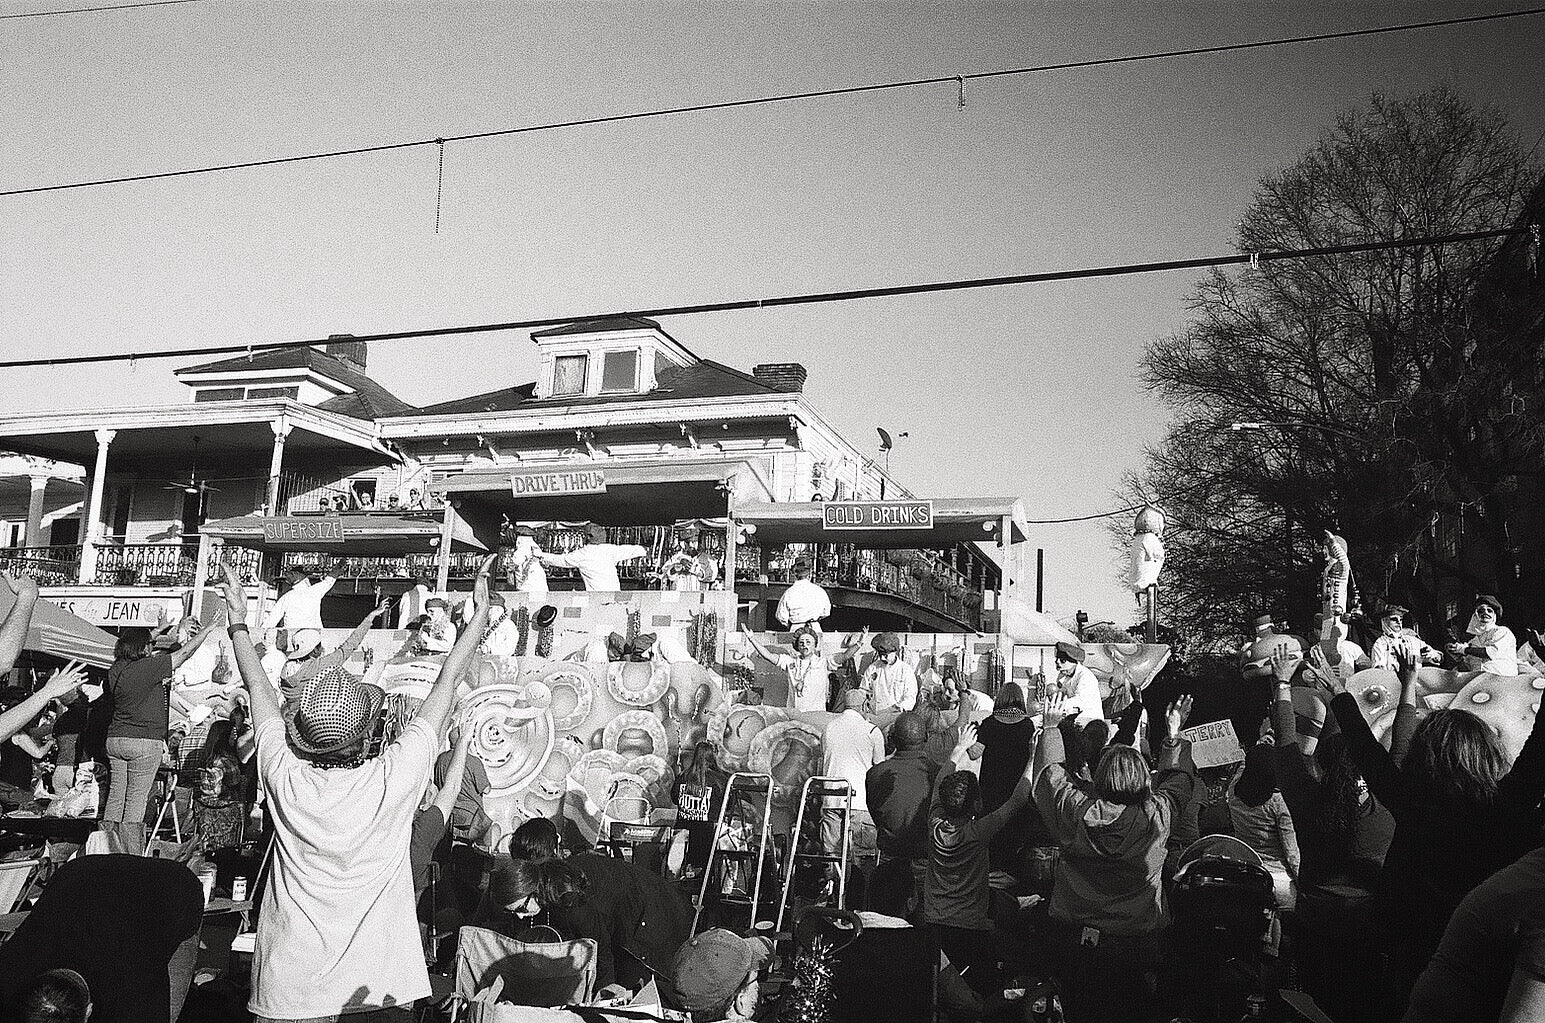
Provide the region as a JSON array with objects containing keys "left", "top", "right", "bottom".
[{"left": 3, "top": 0, "right": 1543, "bottom": 627}]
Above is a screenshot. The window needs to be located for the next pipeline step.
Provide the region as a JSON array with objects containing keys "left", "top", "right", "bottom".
[
  {"left": 552, "top": 355, "right": 588, "bottom": 396},
  {"left": 194, "top": 387, "right": 245, "bottom": 403},
  {"left": 600, "top": 349, "right": 638, "bottom": 393},
  {"left": 247, "top": 386, "right": 300, "bottom": 400}
]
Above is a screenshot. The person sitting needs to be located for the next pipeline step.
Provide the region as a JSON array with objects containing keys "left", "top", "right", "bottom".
[
  {"left": 669, "top": 928, "right": 774, "bottom": 1022},
  {"left": 1033, "top": 692, "right": 1196, "bottom": 1023},
  {"left": 1446, "top": 594, "right": 1519, "bottom": 675},
  {"left": 11, "top": 968, "right": 92, "bottom": 1023},
  {"left": 537, "top": 524, "right": 648, "bottom": 592},
  {"left": 0, "top": 855, "right": 203, "bottom": 1023},
  {"left": 217, "top": 555, "right": 496, "bottom": 1022},
  {"left": 487, "top": 848, "right": 695, "bottom": 999},
  {"left": 188, "top": 719, "right": 248, "bottom": 854},
  {"left": 862, "top": 632, "right": 918, "bottom": 714},
  {"left": 1227, "top": 739, "right": 1301, "bottom": 911},
  {"left": 1327, "top": 642, "right": 1545, "bottom": 1009},
  {"left": 775, "top": 559, "right": 831, "bottom": 634},
  {"left": 414, "top": 597, "right": 457, "bottom": 655}
]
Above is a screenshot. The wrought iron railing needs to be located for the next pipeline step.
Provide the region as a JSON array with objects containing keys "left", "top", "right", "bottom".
[
  {"left": 0, "top": 546, "right": 82, "bottom": 586},
  {"left": 747, "top": 544, "right": 985, "bottom": 628}
]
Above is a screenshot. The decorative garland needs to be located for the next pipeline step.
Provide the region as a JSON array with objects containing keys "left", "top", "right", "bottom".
[
  {"left": 514, "top": 606, "right": 530, "bottom": 656},
  {"left": 625, "top": 607, "right": 642, "bottom": 647},
  {"left": 535, "top": 616, "right": 554, "bottom": 658}
]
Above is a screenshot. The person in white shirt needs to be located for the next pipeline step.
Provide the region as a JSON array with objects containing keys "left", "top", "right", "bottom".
[
  {"left": 477, "top": 593, "right": 522, "bottom": 657},
  {"left": 506, "top": 528, "right": 550, "bottom": 597},
  {"left": 1368, "top": 603, "right": 1441, "bottom": 672},
  {"left": 415, "top": 598, "right": 457, "bottom": 655},
  {"left": 1447, "top": 594, "right": 1519, "bottom": 676},
  {"left": 744, "top": 627, "right": 866, "bottom": 714},
  {"left": 397, "top": 577, "right": 431, "bottom": 630},
  {"left": 260, "top": 565, "right": 336, "bottom": 660},
  {"left": 821, "top": 688, "right": 885, "bottom": 862},
  {"left": 537, "top": 524, "right": 647, "bottom": 591},
  {"left": 776, "top": 560, "right": 831, "bottom": 634},
  {"left": 863, "top": 632, "right": 919, "bottom": 714},
  {"left": 1052, "top": 641, "right": 1104, "bottom": 727},
  {"left": 215, "top": 555, "right": 496, "bottom": 1023}
]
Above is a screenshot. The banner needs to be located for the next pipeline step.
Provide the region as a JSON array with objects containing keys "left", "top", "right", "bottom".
[{"left": 1179, "top": 719, "right": 1244, "bottom": 769}]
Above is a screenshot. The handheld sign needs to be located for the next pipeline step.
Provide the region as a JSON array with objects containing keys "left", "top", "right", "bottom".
[{"left": 1178, "top": 719, "right": 1245, "bottom": 769}]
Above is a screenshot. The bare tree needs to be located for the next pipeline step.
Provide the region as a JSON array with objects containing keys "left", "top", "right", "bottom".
[{"left": 1118, "top": 87, "right": 1541, "bottom": 647}]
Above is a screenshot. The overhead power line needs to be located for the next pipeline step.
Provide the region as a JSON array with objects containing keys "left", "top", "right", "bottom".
[
  {"left": 3, "top": 6, "right": 1542, "bottom": 196},
  {"left": 0, "top": 0, "right": 201, "bottom": 19},
  {"left": 0, "top": 226, "right": 1521, "bottom": 371}
]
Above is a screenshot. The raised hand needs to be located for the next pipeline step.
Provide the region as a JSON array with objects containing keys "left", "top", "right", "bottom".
[
  {"left": 1164, "top": 694, "right": 1195, "bottom": 737},
  {"left": 371, "top": 596, "right": 392, "bottom": 621},
  {"left": 1269, "top": 648, "right": 1298, "bottom": 683},
  {"left": 1042, "top": 691, "right": 1069, "bottom": 727},
  {"left": 473, "top": 554, "right": 497, "bottom": 608},
  {"left": 219, "top": 563, "right": 248, "bottom": 619},
  {"left": 40, "top": 660, "right": 87, "bottom": 700},
  {"left": 4, "top": 573, "right": 39, "bottom": 601},
  {"left": 954, "top": 720, "right": 979, "bottom": 753}
]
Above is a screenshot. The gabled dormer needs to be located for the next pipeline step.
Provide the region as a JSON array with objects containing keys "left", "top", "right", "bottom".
[
  {"left": 531, "top": 317, "right": 698, "bottom": 400},
  {"left": 174, "top": 336, "right": 415, "bottom": 420}
]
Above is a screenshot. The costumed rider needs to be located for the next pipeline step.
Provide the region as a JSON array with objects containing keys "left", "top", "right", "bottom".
[
  {"left": 1053, "top": 641, "right": 1104, "bottom": 727},
  {"left": 280, "top": 597, "right": 392, "bottom": 702},
  {"left": 1446, "top": 594, "right": 1519, "bottom": 676},
  {"left": 537, "top": 523, "right": 647, "bottom": 591},
  {"left": 661, "top": 529, "right": 721, "bottom": 592},
  {"left": 476, "top": 593, "right": 521, "bottom": 657},
  {"left": 776, "top": 558, "right": 831, "bottom": 634},
  {"left": 743, "top": 626, "right": 867, "bottom": 714},
  {"left": 414, "top": 598, "right": 457, "bottom": 655},
  {"left": 1368, "top": 603, "right": 1440, "bottom": 672},
  {"left": 863, "top": 632, "right": 919, "bottom": 714},
  {"left": 505, "top": 526, "right": 549, "bottom": 596},
  {"left": 261, "top": 564, "right": 336, "bottom": 663}
]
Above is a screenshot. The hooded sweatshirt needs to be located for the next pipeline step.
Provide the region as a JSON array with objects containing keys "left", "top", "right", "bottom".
[
  {"left": 1033, "top": 724, "right": 1194, "bottom": 936},
  {"left": 924, "top": 773, "right": 1030, "bottom": 930}
]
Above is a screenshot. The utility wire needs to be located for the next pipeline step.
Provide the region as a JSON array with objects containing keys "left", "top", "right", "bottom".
[
  {"left": 0, "top": 226, "right": 1522, "bottom": 372},
  {"left": 0, "top": 0, "right": 200, "bottom": 19},
  {"left": 4, "top": 6, "right": 1542, "bottom": 196}
]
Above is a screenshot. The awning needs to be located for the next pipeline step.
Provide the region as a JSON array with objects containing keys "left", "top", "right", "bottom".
[
  {"left": 199, "top": 512, "right": 488, "bottom": 556},
  {"left": 0, "top": 585, "right": 117, "bottom": 669},
  {"left": 431, "top": 458, "right": 776, "bottom": 525},
  {"left": 736, "top": 498, "right": 1029, "bottom": 548},
  {"left": 999, "top": 596, "right": 1080, "bottom": 646}
]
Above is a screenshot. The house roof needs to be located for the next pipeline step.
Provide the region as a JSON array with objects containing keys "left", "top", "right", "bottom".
[
  {"left": 530, "top": 316, "right": 671, "bottom": 340},
  {"left": 175, "top": 347, "right": 416, "bottom": 420},
  {"left": 401, "top": 360, "right": 782, "bottom": 418}
]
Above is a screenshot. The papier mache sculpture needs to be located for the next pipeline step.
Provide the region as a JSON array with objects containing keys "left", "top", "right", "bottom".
[{"left": 1126, "top": 506, "right": 1166, "bottom": 594}]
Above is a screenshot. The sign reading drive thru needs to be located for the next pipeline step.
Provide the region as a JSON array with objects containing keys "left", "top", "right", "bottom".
[
  {"left": 822, "top": 500, "right": 935, "bottom": 530},
  {"left": 262, "top": 517, "right": 345, "bottom": 543},
  {"left": 510, "top": 470, "right": 608, "bottom": 497}
]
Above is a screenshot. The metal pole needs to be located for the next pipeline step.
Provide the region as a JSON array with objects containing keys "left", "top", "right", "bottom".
[
  {"left": 1035, "top": 547, "right": 1044, "bottom": 612},
  {"left": 435, "top": 500, "right": 455, "bottom": 593},
  {"left": 1146, "top": 584, "right": 1158, "bottom": 643}
]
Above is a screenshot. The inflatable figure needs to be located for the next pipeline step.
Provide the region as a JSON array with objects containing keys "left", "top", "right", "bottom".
[
  {"left": 1125, "top": 506, "right": 1166, "bottom": 594},
  {"left": 1080, "top": 643, "right": 1172, "bottom": 704},
  {"left": 1319, "top": 531, "right": 1351, "bottom": 621},
  {"left": 1337, "top": 666, "right": 1544, "bottom": 761},
  {"left": 1243, "top": 615, "right": 1299, "bottom": 682}
]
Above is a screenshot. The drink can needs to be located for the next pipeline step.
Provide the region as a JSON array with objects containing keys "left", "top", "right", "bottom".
[{"left": 232, "top": 876, "right": 249, "bottom": 902}]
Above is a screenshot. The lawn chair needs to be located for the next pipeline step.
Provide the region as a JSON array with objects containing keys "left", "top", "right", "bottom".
[
  {"left": 451, "top": 924, "right": 599, "bottom": 1020},
  {"left": 0, "top": 857, "right": 42, "bottom": 943}
]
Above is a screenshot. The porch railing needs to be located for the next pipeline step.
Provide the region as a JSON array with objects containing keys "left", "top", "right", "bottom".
[
  {"left": 0, "top": 546, "right": 83, "bottom": 586},
  {"left": 94, "top": 542, "right": 265, "bottom": 587}
]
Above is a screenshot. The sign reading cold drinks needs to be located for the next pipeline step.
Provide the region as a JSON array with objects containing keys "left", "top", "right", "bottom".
[
  {"left": 261, "top": 518, "right": 345, "bottom": 543},
  {"left": 510, "top": 470, "right": 608, "bottom": 497},
  {"left": 822, "top": 500, "right": 935, "bottom": 531}
]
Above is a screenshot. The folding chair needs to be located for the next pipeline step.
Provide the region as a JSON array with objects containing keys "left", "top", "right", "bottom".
[
  {"left": 0, "top": 857, "right": 41, "bottom": 943},
  {"left": 450, "top": 925, "right": 599, "bottom": 1020}
]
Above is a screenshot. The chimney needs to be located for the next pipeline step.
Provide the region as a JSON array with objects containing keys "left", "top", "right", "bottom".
[
  {"left": 752, "top": 363, "right": 807, "bottom": 392},
  {"left": 323, "top": 334, "right": 368, "bottom": 372}
]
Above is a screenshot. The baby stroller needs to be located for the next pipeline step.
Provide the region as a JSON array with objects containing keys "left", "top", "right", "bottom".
[{"left": 1167, "top": 835, "right": 1277, "bottom": 1023}]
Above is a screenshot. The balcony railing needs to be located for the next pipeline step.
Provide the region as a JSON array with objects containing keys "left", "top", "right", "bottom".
[
  {"left": 96, "top": 542, "right": 265, "bottom": 586},
  {"left": 0, "top": 546, "right": 82, "bottom": 586},
  {"left": 747, "top": 545, "right": 986, "bottom": 629}
]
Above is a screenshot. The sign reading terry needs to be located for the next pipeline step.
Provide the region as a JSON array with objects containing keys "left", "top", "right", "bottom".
[
  {"left": 510, "top": 469, "right": 608, "bottom": 497},
  {"left": 822, "top": 500, "right": 935, "bottom": 530},
  {"left": 261, "top": 517, "right": 345, "bottom": 543}
]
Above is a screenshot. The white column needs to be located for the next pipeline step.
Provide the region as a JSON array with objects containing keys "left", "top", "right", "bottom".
[
  {"left": 435, "top": 500, "right": 455, "bottom": 593},
  {"left": 190, "top": 533, "right": 214, "bottom": 619},
  {"left": 78, "top": 429, "right": 115, "bottom": 583},
  {"left": 265, "top": 416, "right": 292, "bottom": 515},
  {"left": 23, "top": 476, "right": 47, "bottom": 548}
]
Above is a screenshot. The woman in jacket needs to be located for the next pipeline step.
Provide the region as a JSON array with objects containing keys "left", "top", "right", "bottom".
[{"left": 1033, "top": 691, "right": 1195, "bottom": 1023}]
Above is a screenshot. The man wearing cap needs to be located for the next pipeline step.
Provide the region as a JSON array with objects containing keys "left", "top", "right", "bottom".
[
  {"left": 215, "top": 554, "right": 497, "bottom": 1023},
  {"left": 1447, "top": 594, "right": 1519, "bottom": 676},
  {"left": 537, "top": 524, "right": 648, "bottom": 592},
  {"left": 1369, "top": 604, "right": 1440, "bottom": 672},
  {"left": 260, "top": 565, "right": 336, "bottom": 662},
  {"left": 863, "top": 632, "right": 919, "bottom": 714},
  {"left": 776, "top": 559, "right": 831, "bottom": 634},
  {"left": 1053, "top": 641, "right": 1104, "bottom": 727},
  {"left": 670, "top": 928, "right": 774, "bottom": 1021},
  {"left": 413, "top": 597, "right": 457, "bottom": 655}
]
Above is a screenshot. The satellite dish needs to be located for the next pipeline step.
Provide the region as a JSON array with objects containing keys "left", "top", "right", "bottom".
[{"left": 877, "top": 428, "right": 893, "bottom": 452}]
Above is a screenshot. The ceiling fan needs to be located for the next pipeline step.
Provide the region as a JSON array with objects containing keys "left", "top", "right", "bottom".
[{"left": 162, "top": 436, "right": 221, "bottom": 496}]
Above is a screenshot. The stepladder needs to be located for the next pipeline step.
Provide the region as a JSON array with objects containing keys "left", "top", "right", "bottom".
[
  {"left": 776, "top": 775, "right": 854, "bottom": 935},
  {"left": 692, "top": 771, "right": 776, "bottom": 936}
]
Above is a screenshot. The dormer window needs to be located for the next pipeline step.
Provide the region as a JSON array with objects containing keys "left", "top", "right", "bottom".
[
  {"left": 552, "top": 355, "right": 588, "bottom": 396},
  {"left": 600, "top": 349, "right": 638, "bottom": 393}
]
